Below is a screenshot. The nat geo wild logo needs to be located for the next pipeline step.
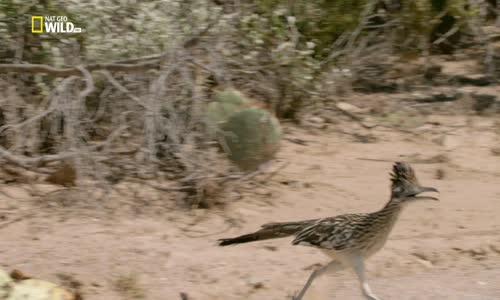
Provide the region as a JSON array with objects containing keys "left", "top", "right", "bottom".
[{"left": 31, "top": 15, "right": 83, "bottom": 33}]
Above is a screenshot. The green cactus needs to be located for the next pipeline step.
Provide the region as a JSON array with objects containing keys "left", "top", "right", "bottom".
[
  {"left": 214, "top": 89, "right": 250, "bottom": 106},
  {"left": 206, "top": 89, "right": 282, "bottom": 170},
  {"left": 206, "top": 89, "right": 250, "bottom": 129},
  {"left": 220, "top": 107, "right": 282, "bottom": 170}
]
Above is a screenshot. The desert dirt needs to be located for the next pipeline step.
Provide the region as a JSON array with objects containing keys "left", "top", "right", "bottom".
[{"left": 1, "top": 115, "right": 500, "bottom": 300}]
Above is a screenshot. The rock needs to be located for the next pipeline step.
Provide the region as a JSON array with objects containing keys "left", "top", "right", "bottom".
[
  {"left": 304, "top": 116, "right": 327, "bottom": 129},
  {"left": 361, "top": 117, "right": 378, "bottom": 128},
  {"left": 416, "top": 124, "right": 436, "bottom": 132},
  {"left": 0, "top": 269, "right": 13, "bottom": 298},
  {"left": 306, "top": 116, "right": 325, "bottom": 124},
  {"left": 414, "top": 257, "right": 434, "bottom": 268},
  {"left": 353, "top": 79, "right": 399, "bottom": 93},
  {"left": 452, "top": 74, "right": 493, "bottom": 86},
  {"left": 411, "top": 251, "right": 435, "bottom": 267},
  {"left": 0, "top": 268, "right": 78, "bottom": 300},
  {"left": 472, "top": 93, "right": 497, "bottom": 112},
  {"left": 353, "top": 133, "right": 377, "bottom": 144},
  {"left": 336, "top": 102, "right": 363, "bottom": 114},
  {"left": 246, "top": 277, "right": 264, "bottom": 289},
  {"left": 413, "top": 91, "right": 462, "bottom": 103}
]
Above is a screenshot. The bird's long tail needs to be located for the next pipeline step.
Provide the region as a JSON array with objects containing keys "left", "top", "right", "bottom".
[{"left": 217, "top": 219, "right": 315, "bottom": 246}]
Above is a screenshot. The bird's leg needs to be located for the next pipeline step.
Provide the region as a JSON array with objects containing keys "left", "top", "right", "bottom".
[
  {"left": 351, "top": 254, "right": 382, "bottom": 300},
  {"left": 292, "top": 260, "right": 344, "bottom": 300}
]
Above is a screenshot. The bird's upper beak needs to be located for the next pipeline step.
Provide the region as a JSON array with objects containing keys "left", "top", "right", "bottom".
[{"left": 412, "top": 186, "right": 439, "bottom": 201}]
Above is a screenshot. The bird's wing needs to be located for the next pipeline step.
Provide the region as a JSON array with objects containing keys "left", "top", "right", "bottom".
[
  {"left": 291, "top": 214, "right": 368, "bottom": 250},
  {"left": 261, "top": 218, "right": 319, "bottom": 229},
  {"left": 258, "top": 218, "right": 320, "bottom": 236}
]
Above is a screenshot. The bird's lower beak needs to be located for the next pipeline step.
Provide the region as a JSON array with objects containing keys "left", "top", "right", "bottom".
[{"left": 414, "top": 186, "right": 439, "bottom": 201}]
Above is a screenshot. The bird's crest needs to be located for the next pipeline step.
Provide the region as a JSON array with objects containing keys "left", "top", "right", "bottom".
[
  {"left": 391, "top": 162, "right": 417, "bottom": 184},
  {"left": 390, "top": 162, "right": 419, "bottom": 196}
]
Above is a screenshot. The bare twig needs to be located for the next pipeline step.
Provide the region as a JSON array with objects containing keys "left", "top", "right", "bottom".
[
  {"left": 0, "top": 125, "right": 128, "bottom": 174},
  {"left": 466, "top": 0, "right": 496, "bottom": 74},
  {"left": 330, "top": 105, "right": 377, "bottom": 129},
  {"left": 97, "top": 70, "right": 148, "bottom": 109},
  {"left": 0, "top": 76, "right": 75, "bottom": 135},
  {"left": 75, "top": 66, "right": 95, "bottom": 99},
  {"left": 112, "top": 54, "right": 163, "bottom": 64},
  {"left": 0, "top": 62, "right": 160, "bottom": 77},
  {"left": 126, "top": 178, "right": 193, "bottom": 192},
  {"left": 0, "top": 146, "right": 73, "bottom": 173},
  {"left": 432, "top": 24, "right": 460, "bottom": 45},
  {"left": 260, "top": 161, "right": 290, "bottom": 182}
]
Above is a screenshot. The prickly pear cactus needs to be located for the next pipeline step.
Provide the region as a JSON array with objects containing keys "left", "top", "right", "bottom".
[{"left": 220, "top": 107, "right": 281, "bottom": 170}]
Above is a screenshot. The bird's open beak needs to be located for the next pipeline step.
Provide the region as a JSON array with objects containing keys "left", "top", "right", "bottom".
[{"left": 413, "top": 186, "right": 439, "bottom": 201}]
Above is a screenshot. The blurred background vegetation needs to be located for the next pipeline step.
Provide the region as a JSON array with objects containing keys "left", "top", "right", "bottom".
[{"left": 0, "top": 0, "right": 498, "bottom": 207}]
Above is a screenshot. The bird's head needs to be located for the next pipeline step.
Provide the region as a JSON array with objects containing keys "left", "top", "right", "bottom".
[{"left": 390, "top": 162, "right": 439, "bottom": 202}]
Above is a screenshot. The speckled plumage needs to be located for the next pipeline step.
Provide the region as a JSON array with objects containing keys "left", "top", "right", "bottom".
[
  {"left": 218, "top": 162, "right": 438, "bottom": 300},
  {"left": 292, "top": 202, "right": 402, "bottom": 254}
]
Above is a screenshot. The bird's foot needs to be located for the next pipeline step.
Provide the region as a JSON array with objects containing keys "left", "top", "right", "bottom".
[
  {"left": 363, "top": 293, "right": 383, "bottom": 300},
  {"left": 289, "top": 292, "right": 302, "bottom": 300}
]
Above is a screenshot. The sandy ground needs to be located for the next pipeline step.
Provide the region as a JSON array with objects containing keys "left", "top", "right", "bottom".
[{"left": 1, "top": 115, "right": 500, "bottom": 300}]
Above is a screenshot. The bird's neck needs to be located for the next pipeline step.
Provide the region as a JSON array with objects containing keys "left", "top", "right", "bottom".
[
  {"left": 383, "top": 196, "right": 406, "bottom": 211},
  {"left": 373, "top": 198, "right": 405, "bottom": 226}
]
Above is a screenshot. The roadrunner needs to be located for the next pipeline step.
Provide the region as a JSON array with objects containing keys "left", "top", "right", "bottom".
[{"left": 218, "top": 162, "right": 438, "bottom": 300}]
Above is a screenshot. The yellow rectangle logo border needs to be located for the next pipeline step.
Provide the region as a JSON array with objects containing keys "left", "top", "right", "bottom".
[{"left": 32, "top": 16, "right": 43, "bottom": 33}]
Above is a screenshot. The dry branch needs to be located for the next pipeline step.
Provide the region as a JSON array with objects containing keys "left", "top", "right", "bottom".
[
  {"left": 0, "top": 146, "right": 73, "bottom": 173},
  {"left": 75, "top": 66, "right": 95, "bottom": 98},
  {"left": 0, "top": 125, "right": 128, "bottom": 174},
  {"left": 97, "top": 70, "right": 148, "bottom": 109},
  {"left": 0, "top": 62, "right": 160, "bottom": 77}
]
